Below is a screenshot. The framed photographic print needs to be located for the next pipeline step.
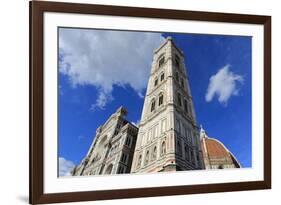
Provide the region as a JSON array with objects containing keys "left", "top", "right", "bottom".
[{"left": 29, "top": 0, "right": 271, "bottom": 204}]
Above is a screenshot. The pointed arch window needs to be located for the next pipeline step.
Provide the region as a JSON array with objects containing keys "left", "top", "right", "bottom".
[
  {"left": 109, "top": 147, "right": 114, "bottom": 157},
  {"left": 160, "top": 73, "right": 165, "bottom": 81},
  {"left": 175, "top": 54, "right": 180, "bottom": 68},
  {"left": 177, "top": 93, "right": 182, "bottom": 107},
  {"left": 161, "top": 141, "right": 166, "bottom": 156},
  {"left": 125, "top": 136, "right": 132, "bottom": 147},
  {"left": 154, "top": 78, "right": 158, "bottom": 87},
  {"left": 158, "top": 93, "right": 164, "bottom": 106},
  {"left": 151, "top": 99, "right": 156, "bottom": 112},
  {"left": 152, "top": 146, "right": 157, "bottom": 161},
  {"left": 145, "top": 150, "right": 150, "bottom": 165},
  {"left": 175, "top": 72, "right": 179, "bottom": 82},
  {"left": 159, "top": 56, "right": 165, "bottom": 67},
  {"left": 184, "top": 99, "right": 188, "bottom": 113},
  {"left": 137, "top": 154, "right": 142, "bottom": 168},
  {"left": 120, "top": 153, "right": 128, "bottom": 164}
]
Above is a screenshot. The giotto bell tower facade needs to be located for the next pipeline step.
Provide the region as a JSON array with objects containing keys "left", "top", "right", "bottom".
[{"left": 131, "top": 37, "right": 204, "bottom": 173}]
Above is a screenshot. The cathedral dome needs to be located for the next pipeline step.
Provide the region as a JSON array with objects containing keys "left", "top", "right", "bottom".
[
  {"left": 202, "top": 138, "right": 230, "bottom": 159},
  {"left": 200, "top": 127, "right": 241, "bottom": 169}
]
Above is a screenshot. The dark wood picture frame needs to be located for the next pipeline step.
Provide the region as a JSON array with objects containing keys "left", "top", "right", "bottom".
[{"left": 30, "top": 1, "right": 271, "bottom": 204}]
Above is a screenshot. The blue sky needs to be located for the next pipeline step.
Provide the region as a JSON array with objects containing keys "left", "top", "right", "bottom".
[{"left": 58, "top": 28, "right": 252, "bottom": 175}]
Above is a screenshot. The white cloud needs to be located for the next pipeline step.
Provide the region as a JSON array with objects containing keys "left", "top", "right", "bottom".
[
  {"left": 89, "top": 90, "right": 113, "bottom": 111},
  {"left": 59, "top": 28, "right": 164, "bottom": 110},
  {"left": 205, "top": 64, "right": 243, "bottom": 105},
  {"left": 59, "top": 157, "right": 75, "bottom": 177}
]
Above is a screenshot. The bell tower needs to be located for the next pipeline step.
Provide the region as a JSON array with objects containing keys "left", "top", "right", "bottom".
[{"left": 131, "top": 37, "right": 204, "bottom": 173}]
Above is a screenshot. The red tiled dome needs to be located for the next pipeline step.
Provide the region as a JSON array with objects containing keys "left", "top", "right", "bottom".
[
  {"left": 201, "top": 138, "right": 230, "bottom": 158},
  {"left": 201, "top": 135, "right": 241, "bottom": 168}
]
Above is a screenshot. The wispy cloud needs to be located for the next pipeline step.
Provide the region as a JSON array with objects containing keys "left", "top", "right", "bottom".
[
  {"left": 89, "top": 89, "right": 114, "bottom": 111},
  {"left": 137, "top": 91, "right": 145, "bottom": 99},
  {"left": 59, "top": 157, "right": 75, "bottom": 177},
  {"left": 205, "top": 64, "right": 243, "bottom": 105},
  {"left": 59, "top": 85, "right": 63, "bottom": 95},
  {"left": 78, "top": 135, "right": 86, "bottom": 141},
  {"left": 59, "top": 28, "right": 164, "bottom": 110}
]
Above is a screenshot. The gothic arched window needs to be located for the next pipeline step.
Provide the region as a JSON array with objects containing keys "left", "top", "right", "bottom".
[
  {"left": 159, "top": 55, "right": 165, "bottom": 67},
  {"left": 175, "top": 72, "right": 179, "bottom": 82},
  {"left": 125, "top": 136, "right": 132, "bottom": 147},
  {"left": 152, "top": 146, "right": 157, "bottom": 161},
  {"left": 151, "top": 99, "right": 156, "bottom": 112},
  {"left": 145, "top": 150, "right": 150, "bottom": 165},
  {"left": 175, "top": 54, "right": 180, "bottom": 68},
  {"left": 158, "top": 93, "right": 164, "bottom": 106},
  {"left": 177, "top": 93, "right": 182, "bottom": 107},
  {"left": 161, "top": 141, "right": 166, "bottom": 156},
  {"left": 137, "top": 154, "right": 142, "bottom": 168},
  {"left": 160, "top": 72, "right": 165, "bottom": 81},
  {"left": 154, "top": 77, "right": 158, "bottom": 87}
]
